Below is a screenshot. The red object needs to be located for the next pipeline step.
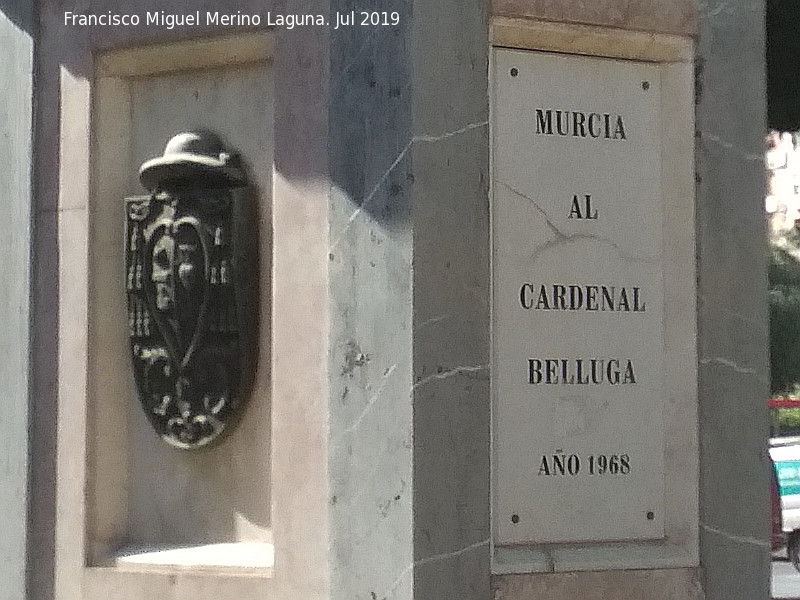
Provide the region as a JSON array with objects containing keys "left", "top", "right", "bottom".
[{"left": 769, "top": 397, "right": 800, "bottom": 409}]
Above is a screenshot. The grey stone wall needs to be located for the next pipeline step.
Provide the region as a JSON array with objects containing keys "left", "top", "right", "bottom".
[
  {"left": 696, "top": 1, "right": 771, "bottom": 600},
  {"left": 328, "top": 0, "right": 414, "bottom": 598},
  {"left": 0, "top": 1, "right": 34, "bottom": 599},
  {"left": 410, "top": 1, "right": 490, "bottom": 599},
  {"left": 327, "top": 0, "right": 490, "bottom": 598}
]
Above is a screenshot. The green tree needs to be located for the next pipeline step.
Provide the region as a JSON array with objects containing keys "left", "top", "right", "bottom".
[{"left": 770, "top": 229, "right": 800, "bottom": 394}]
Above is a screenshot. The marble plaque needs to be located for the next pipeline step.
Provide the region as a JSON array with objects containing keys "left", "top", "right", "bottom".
[{"left": 492, "top": 49, "right": 665, "bottom": 544}]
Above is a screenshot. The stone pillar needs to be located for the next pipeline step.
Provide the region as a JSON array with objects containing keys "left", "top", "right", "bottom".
[
  {"left": 696, "top": 1, "right": 771, "bottom": 599},
  {"left": 0, "top": 1, "right": 34, "bottom": 599},
  {"left": 409, "top": 1, "right": 490, "bottom": 597},
  {"left": 272, "top": 1, "right": 490, "bottom": 598},
  {"left": 19, "top": 0, "right": 768, "bottom": 598}
]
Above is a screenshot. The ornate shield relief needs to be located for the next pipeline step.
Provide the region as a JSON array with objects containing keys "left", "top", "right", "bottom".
[{"left": 125, "top": 132, "right": 254, "bottom": 449}]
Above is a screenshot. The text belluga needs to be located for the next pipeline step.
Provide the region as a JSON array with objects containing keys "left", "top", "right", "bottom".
[{"left": 528, "top": 358, "right": 636, "bottom": 385}]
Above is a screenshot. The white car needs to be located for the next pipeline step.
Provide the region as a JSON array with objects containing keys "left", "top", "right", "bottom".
[{"left": 770, "top": 437, "right": 800, "bottom": 567}]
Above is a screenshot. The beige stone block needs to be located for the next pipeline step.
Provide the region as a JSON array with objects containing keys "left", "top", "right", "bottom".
[
  {"left": 491, "top": 17, "right": 692, "bottom": 62},
  {"left": 59, "top": 67, "right": 91, "bottom": 210},
  {"left": 270, "top": 175, "right": 330, "bottom": 600},
  {"left": 492, "top": 568, "right": 703, "bottom": 600},
  {"left": 491, "top": 0, "right": 695, "bottom": 36},
  {"left": 84, "top": 568, "right": 273, "bottom": 600},
  {"left": 55, "top": 207, "right": 90, "bottom": 600}
]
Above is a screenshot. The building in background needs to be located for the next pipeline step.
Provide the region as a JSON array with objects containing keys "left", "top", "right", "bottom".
[{"left": 767, "top": 131, "right": 800, "bottom": 235}]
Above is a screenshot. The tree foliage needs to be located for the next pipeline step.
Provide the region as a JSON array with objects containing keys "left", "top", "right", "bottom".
[{"left": 770, "top": 230, "right": 800, "bottom": 394}]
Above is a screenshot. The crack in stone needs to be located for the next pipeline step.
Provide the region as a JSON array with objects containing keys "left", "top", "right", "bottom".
[
  {"left": 501, "top": 181, "right": 655, "bottom": 265},
  {"left": 341, "top": 364, "right": 398, "bottom": 435},
  {"left": 707, "top": 2, "right": 735, "bottom": 17},
  {"left": 417, "top": 315, "right": 449, "bottom": 330},
  {"left": 699, "top": 356, "right": 756, "bottom": 375},
  {"left": 699, "top": 357, "right": 769, "bottom": 385},
  {"left": 413, "top": 365, "right": 488, "bottom": 390},
  {"left": 330, "top": 140, "right": 412, "bottom": 251},
  {"left": 330, "top": 120, "right": 488, "bottom": 251},
  {"left": 382, "top": 563, "right": 413, "bottom": 600},
  {"left": 381, "top": 538, "right": 490, "bottom": 599},
  {"left": 700, "top": 131, "right": 762, "bottom": 162},
  {"left": 700, "top": 522, "right": 770, "bottom": 548},
  {"left": 551, "top": 232, "right": 653, "bottom": 263},
  {"left": 333, "top": 29, "right": 378, "bottom": 89},
  {"left": 501, "top": 181, "right": 566, "bottom": 240},
  {"left": 417, "top": 537, "right": 491, "bottom": 567},
  {"left": 413, "top": 120, "right": 489, "bottom": 144},
  {"left": 340, "top": 457, "right": 407, "bottom": 506},
  {"left": 698, "top": 1, "right": 758, "bottom": 17}
]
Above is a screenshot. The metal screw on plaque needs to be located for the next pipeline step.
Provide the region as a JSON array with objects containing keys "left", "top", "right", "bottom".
[
  {"left": 642, "top": 81, "right": 650, "bottom": 91},
  {"left": 511, "top": 514, "right": 520, "bottom": 524},
  {"left": 646, "top": 511, "right": 655, "bottom": 520},
  {"left": 510, "top": 67, "right": 519, "bottom": 77}
]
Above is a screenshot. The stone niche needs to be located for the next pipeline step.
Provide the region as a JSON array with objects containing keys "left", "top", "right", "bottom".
[{"left": 83, "top": 34, "right": 274, "bottom": 597}]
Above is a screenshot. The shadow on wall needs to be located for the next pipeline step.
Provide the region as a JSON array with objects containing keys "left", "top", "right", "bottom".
[
  {"left": 1, "top": 0, "right": 34, "bottom": 33},
  {"left": 325, "top": 9, "right": 412, "bottom": 232}
]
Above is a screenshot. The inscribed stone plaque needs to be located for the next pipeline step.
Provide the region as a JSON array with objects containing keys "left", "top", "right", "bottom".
[{"left": 492, "top": 49, "right": 665, "bottom": 544}]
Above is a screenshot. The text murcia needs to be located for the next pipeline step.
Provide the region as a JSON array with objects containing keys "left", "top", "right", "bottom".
[{"left": 535, "top": 108, "right": 627, "bottom": 140}]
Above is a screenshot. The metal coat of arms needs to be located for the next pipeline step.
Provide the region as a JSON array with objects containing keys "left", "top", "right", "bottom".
[{"left": 125, "top": 131, "right": 255, "bottom": 449}]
